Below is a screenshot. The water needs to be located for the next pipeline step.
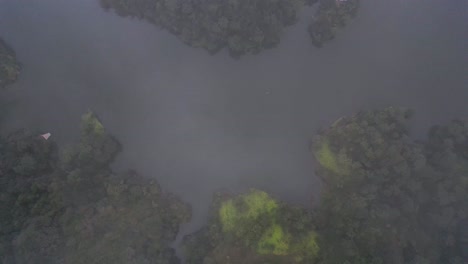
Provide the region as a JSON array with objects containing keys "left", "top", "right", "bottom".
[{"left": 0, "top": 0, "right": 467, "bottom": 247}]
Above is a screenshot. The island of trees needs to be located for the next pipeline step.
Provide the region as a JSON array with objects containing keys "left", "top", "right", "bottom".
[{"left": 99, "top": 0, "right": 361, "bottom": 57}]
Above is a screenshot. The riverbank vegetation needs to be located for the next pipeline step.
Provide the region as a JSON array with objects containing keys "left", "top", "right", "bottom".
[
  {"left": 312, "top": 107, "right": 468, "bottom": 263},
  {"left": 0, "top": 44, "right": 465, "bottom": 262},
  {"left": 181, "top": 107, "right": 467, "bottom": 263},
  {"left": 0, "top": 112, "right": 191, "bottom": 264},
  {"left": 0, "top": 103, "right": 466, "bottom": 263},
  {"left": 99, "top": 0, "right": 360, "bottom": 57}
]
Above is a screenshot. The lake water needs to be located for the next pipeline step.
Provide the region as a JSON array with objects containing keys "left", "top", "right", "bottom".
[{"left": 0, "top": 0, "right": 467, "bottom": 250}]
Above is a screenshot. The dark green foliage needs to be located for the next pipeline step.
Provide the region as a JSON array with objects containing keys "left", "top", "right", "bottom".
[
  {"left": 0, "top": 38, "right": 21, "bottom": 88},
  {"left": 308, "top": 0, "right": 360, "bottom": 47},
  {"left": 61, "top": 111, "right": 121, "bottom": 171},
  {"left": 99, "top": 0, "right": 361, "bottom": 55},
  {"left": 182, "top": 108, "right": 467, "bottom": 264},
  {"left": 313, "top": 108, "right": 468, "bottom": 264},
  {"left": 2, "top": 100, "right": 466, "bottom": 264},
  {"left": 59, "top": 171, "right": 190, "bottom": 264},
  {"left": 423, "top": 120, "right": 468, "bottom": 263},
  {"left": 0, "top": 130, "right": 61, "bottom": 264},
  {"left": 99, "top": 0, "right": 301, "bottom": 57},
  {"left": 0, "top": 112, "right": 191, "bottom": 264}
]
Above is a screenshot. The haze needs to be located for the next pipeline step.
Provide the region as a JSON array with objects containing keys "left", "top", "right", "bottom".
[{"left": 0, "top": 0, "right": 467, "bottom": 251}]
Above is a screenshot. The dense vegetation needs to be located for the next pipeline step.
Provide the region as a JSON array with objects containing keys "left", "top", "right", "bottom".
[
  {"left": 100, "top": 0, "right": 302, "bottom": 58},
  {"left": 308, "top": 0, "right": 360, "bottom": 47},
  {"left": 0, "top": 112, "right": 191, "bottom": 264},
  {"left": 0, "top": 38, "right": 466, "bottom": 264},
  {"left": 182, "top": 190, "right": 319, "bottom": 264},
  {"left": 99, "top": 0, "right": 360, "bottom": 57},
  {"left": 181, "top": 107, "right": 467, "bottom": 264},
  {"left": 312, "top": 107, "right": 468, "bottom": 263},
  {"left": 0, "top": 38, "right": 21, "bottom": 88}
]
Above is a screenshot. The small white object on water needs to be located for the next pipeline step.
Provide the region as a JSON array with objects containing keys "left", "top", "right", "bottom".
[{"left": 40, "top": 133, "right": 51, "bottom": 140}]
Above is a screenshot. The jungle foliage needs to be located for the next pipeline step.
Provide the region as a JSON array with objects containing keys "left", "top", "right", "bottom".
[
  {"left": 1, "top": 102, "right": 466, "bottom": 264},
  {"left": 0, "top": 112, "right": 191, "bottom": 264},
  {"left": 99, "top": 0, "right": 360, "bottom": 57},
  {"left": 182, "top": 190, "right": 319, "bottom": 264},
  {"left": 312, "top": 107, "right": 468, "bottom": 264},
  {"left": 182, "top": 107, "right": 467, "bottom": 264}
]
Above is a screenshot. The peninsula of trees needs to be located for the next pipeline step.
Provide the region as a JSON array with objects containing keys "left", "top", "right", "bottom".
[{"left": 100, "top": 0, "right": 361, "bottom": 57}]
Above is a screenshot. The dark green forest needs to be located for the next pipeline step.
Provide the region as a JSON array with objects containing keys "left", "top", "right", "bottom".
[
  {"left": 99, "top": 0, "right": 359, "bottom": 57},
  {"left": 1, "top": 39, "right": 467, "bottom": 264},
  {"left": 0, "top": 111, "right": 191, "bottom": 264}
]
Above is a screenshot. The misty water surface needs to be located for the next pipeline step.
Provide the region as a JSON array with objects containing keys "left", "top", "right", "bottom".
[{"left": 0, "top": 0, "right": 467, "bottom": 243}]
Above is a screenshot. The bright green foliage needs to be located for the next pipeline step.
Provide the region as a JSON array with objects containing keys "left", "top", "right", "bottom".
[
  {"left": 219, "top": 190, "right": 278, "bottom": 233},
  {"left": 257, "top": 224, "right": 290, "bottom": 255},
  {"left": 184, "top": 190, "right": 319, "bottom": 263},
  {"left": 292, "top": 231, "right": 319, "bottom": 260},
  {"left": 0, "top": 38, "right": 20, "bottom": 88},
  {"left": 62, "top": 111, "right": 121, "bottom": 171},
  {"left": 315, "top": 139, "right": 349, "bottom": 175},
  {"left": 81, "top": 111, "right": 105, "bottom": 136},
  {"left": 219, "top": 200, "right": 237, "bottom": 232}
]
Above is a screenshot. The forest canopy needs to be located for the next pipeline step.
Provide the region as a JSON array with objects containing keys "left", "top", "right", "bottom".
[
  {"left": 0, "top": 38, "right": 465, "bottom": 264},
  {"left": 0, "top": 90, "right": 466, "bottom": 263},
  {"left": 181, "top": 107, "right": 467, "bottom": 264},
  {"left": 182, "top": 190, "right": 319, "bottom": 264},
  {"left": 0, "top": 112, "right": 191, "bottom": 264},
  {"left": 99, "top": 0, "right": 360, "bottom": 57},
  {"left": 311, "top": 107, "right": 468, "bottom": 264}
]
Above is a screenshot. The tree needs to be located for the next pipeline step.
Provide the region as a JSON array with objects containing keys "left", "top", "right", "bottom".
[
  {"left": 1, "top": 111, "right": 191, "bottom": 264},
  {"left": 308, "top": 0, "right": 360, "bottom": 47},
  {"left": 183, "top": 190, "right": 319, "bottom": 264},
  {"left": 312, "top": 108, "right": 467, "bottom": 264},
  {"left": 99, "top": 0, "right": 302, "bottom": 57}
]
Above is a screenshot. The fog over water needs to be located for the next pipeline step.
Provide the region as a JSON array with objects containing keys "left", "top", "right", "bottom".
[{"left": 0, "top": 0, "right": 467, "bottom": 247}]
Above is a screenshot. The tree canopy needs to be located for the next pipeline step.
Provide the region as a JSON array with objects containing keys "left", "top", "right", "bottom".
[
  {"left": 182, "top": 190, "right": 319, "bottom": 264},
  {"left": 0, "top": 112, "right": 191, "bottom": 264},
  {"left": 99, "top": 0, "right": 360, "bottom": 57},
  {"left": 312, "top": 107, "right": 467, "bottom": 264},
  {"left": 182, "top": 107, "right": 467, "bottom": 264},
  {"left": 308, "top": 0, "right": 360, "bottom": 47},
  {"left": 100, "top": 0, "right": 301, "bottom": 58}
]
